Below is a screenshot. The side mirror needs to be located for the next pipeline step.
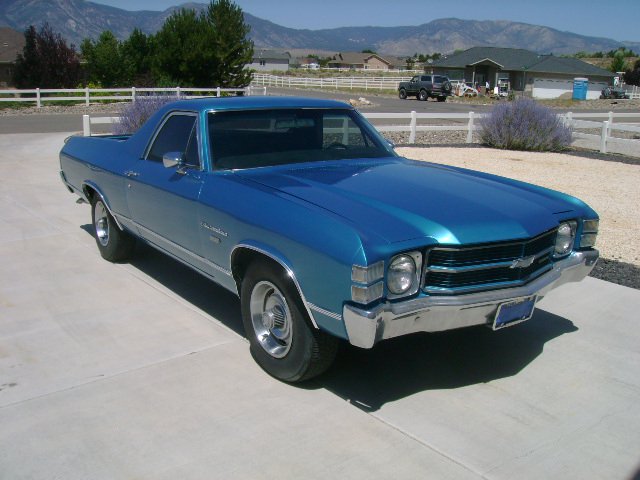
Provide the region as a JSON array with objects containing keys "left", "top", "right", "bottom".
[
  {"left": 162, "top": 151, "right": 185, "bottom": 169},
  {"left": 384, "top": 137, "right": 396, "bottom": 149}
]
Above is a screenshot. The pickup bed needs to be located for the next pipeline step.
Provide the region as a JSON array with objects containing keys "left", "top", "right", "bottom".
[
  {"left": 398, "top": 75, "right": 453, "bottom": 101},
  {"left": 59, "top": 96, "right": 599, "bottom": 382}
]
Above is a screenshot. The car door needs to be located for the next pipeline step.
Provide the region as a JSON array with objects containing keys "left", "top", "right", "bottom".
[
  {"left": 407, "top": 76, "right": 419, "bottom": 94},
  {"left": 125, "top": 112, "right": 205, "bottom": 265}
]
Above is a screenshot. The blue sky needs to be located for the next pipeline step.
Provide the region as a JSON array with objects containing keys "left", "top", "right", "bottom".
[{"left": 92, "top": 0, "right": 640, "bottom": 42}]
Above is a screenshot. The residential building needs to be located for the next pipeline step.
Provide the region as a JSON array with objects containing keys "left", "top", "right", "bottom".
[
  {"left": 0, "top": 27, "right": 25, "bottom": 87},
  {"left": 430, "top": 47, "right": 614, "bottom": 99},
  {"left": 249, "top": 49, "right": 291, "bottom": 72},
  {"left": 327, "top": 52, "right": 394, "bottom": 70}
]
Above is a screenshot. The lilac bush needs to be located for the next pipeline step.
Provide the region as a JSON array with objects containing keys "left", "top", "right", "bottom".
[
  {"left": 113, "top": 95, "right": 177, "bottom": 135},
  {"left": 479, "top": 98, "right": 572, "bottom": 151}
]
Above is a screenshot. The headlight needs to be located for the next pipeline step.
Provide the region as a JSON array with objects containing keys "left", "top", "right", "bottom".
[
  {"left": 554, "top": 221, "right": 577, "bottom": 257},
  {"left": 387, "top": 253, "right": 421, "bottom": 296},
  {"left": 580, "top": 219, "right": 599, "bottom": 248}
]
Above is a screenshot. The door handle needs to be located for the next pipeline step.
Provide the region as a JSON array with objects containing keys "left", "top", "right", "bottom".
[{"left": 124, "top": 170, "right": 139, "bottom": 177}]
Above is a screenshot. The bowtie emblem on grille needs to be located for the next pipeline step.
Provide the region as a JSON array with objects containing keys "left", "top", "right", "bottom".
[{"left": 510, "top": 255, "right": 536, "bottom": 269}]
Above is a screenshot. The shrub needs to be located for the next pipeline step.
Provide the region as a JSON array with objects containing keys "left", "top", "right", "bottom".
[
  {"left": 113, "top": 95, "right": 177, "bottom": 134},
  {"left": 479, "top": 98, "right": 572, "bottom": 152}
]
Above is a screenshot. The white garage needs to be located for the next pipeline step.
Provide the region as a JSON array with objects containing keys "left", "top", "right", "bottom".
[{"left": 532, "top": 77, "right": 609, "bottom": 100}]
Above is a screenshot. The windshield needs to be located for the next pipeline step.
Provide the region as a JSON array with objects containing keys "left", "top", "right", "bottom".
[{"left": 208, "top": 108, "right": 393, "bottom": 170}]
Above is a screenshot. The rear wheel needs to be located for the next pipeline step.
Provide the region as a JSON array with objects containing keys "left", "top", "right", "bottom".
[
  {"left": 241, "top": 260, "right": 338, "bottom": 382},
  {"left": 398, "top": 88, "right": 407, "bottom": 99},
  {"left": 91, "top": 196, "right": 135, "bottom": 262},
  {"left": 418, "top": 89, "right": 428, "bottom": 101},
  {"left": 437, "top": 96, "right": 446, "bottom": 102}
]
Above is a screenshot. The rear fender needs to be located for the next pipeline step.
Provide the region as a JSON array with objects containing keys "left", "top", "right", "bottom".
[{"left": 82, "top": 181, "right": 124, "bottom": 231}]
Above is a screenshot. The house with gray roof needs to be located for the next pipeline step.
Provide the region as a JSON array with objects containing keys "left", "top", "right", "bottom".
[
  {"left": 249, "top": 49, "right": 291, "bottom": 72},
  {"left": 430, "top": 47, "right": 614, "bottom": 99},
  {"left": 0, "top": 27, "right": 25, "bottom": 87},
  {"left": 327, "top": 52, "right": 394, "bottom": 70}
]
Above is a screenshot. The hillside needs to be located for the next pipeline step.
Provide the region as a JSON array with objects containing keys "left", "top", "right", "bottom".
[{"left": 1, "top": 0, "right": 638, "bottom": 55}]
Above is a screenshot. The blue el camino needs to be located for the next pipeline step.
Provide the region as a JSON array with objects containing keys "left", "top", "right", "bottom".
[{"left": 59, "top": 96, "right": 599, "bottom": 382}]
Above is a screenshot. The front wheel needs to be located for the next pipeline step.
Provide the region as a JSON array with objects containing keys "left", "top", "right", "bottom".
[
  {"left": 91, "top": 196, "right": 135, "bottom": 262},
  {"left": 241, "top": 260, "right": 338, "bottom": 382},
  {"left": 398, "top": 88, "right": 407, "bottom": 99}
]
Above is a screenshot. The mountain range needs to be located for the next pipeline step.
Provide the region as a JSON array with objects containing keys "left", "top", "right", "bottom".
[{"left": 1, "top": 0, "right": 638, "bottom": 56}]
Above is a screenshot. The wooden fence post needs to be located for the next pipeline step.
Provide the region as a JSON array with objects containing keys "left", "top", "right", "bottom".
[
  {"left": 36, "top": 88, "right": 41, "bottom": 108},
  {"left": 85, "top": 87, "right": 90, "bottom": 106}
]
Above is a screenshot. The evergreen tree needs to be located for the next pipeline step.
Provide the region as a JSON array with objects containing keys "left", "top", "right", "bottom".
[
  {"left": 152, "top": 8, "right": 211, "bottom": 86},
  {"left": 13, "top": 24, "right": 80, "bottom": 88},
  {"left": 205, "top": 0, "right": 254, "bottom": 87},
  {"left": 623, "top": 59, "right": 640, "bottom": 86},
  {"left": 153, "top": 1, "right": 254, "bottom": 87}
]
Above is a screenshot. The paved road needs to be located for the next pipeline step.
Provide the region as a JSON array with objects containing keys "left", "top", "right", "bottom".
[{"left": 1, "top": 132, "right": 639, "bottom": 479}]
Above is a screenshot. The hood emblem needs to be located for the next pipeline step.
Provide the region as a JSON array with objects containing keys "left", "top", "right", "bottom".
[{"left": 510, "top": 255, "right": 536, "bottom": 269}]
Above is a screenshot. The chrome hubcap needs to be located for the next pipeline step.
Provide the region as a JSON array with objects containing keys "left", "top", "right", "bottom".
[
  {"left": 250, "top": 281, "right": 293, "bottom": 358},
  {"left": 94, "top": 201, "right": 109, "bottom": 247}
]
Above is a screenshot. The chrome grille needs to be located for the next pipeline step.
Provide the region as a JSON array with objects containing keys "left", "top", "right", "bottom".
[{"left": 423, "top": 229, "right": 556, "bottom": 295}]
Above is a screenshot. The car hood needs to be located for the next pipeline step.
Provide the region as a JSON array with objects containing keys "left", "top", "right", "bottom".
[{"left": 237, "top": 157, "right": 584, "bottom": 245}]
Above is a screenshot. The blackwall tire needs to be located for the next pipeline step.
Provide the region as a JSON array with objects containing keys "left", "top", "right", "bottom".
[
  {"left": 91, "top": 197, "right": 135, "bottom": 262},
  {"left": 241, "top": 260, "right": 338, "bottom": 382},
  {"left": 418, "top": 89, "right": 428, "bottom": 101},
  {"left": 399, "top": 88, "right": 407, "bottom": 99}
]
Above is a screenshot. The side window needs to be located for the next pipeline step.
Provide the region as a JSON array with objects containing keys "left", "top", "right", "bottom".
[
  {"left": 147, "top": 114, "right": 198, "bottom": 165},
  {"left": 322, "top": 114, "right": 369, "bottom": 148}
]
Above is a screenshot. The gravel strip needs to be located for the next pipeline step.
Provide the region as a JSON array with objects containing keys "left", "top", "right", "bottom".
[{"left": 397, "top": 145, "right": 640, "bottom": 290}]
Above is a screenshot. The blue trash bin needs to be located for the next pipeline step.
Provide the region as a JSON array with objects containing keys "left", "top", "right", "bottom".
[{"left": 573, "top": 78, "right": 588, "bottom": 100}]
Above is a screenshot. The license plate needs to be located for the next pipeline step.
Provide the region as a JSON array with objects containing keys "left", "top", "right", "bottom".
[{"left": 492, "top": 296, "right": 536, "bottom": 330}]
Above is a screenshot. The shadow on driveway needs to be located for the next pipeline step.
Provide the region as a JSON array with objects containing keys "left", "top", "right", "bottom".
[
  {"left": 81, "top": 224, "right": 578, "bottom": 411},
  {"left": 312, "top": 310, "right": 577, "bottom": 411}
]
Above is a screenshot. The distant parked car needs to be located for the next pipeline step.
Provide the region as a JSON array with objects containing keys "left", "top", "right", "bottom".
[
  {"left": 600, "top": 87, "right": 629, "bottom": 99},
  {"left": 398, "top": 75, "right": 453, "bottom": 102}
]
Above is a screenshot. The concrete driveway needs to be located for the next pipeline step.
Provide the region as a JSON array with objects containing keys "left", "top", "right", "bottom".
[{"left": 0, "top": 132, "right": 639, "bottom": 479}]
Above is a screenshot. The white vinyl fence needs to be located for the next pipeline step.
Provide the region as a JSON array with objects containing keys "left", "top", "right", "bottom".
[
  {"left": 252, "top": 73, "right": 410, "bottom": 91},
  {"left": 563, "top": 112, "right": 640, "bottom": 154},
  {"left": 82, "top": 110, "right": 640, "bottom": 157},
  {"left": 0, "top": 86, "right": 267, "bottom": 107}
]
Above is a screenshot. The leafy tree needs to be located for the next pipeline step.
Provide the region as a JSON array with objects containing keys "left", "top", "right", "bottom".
[
  {"left": 361, "top": 49, "right": 377, "bottom": 54},
  {"left": 610, "top": 51, "right": 628, "bottom": 73},
  {"left": 81, "top": 31, "right": 128, "bottom": 87},
  {"left": 13, "top": 23, "right": 80, "bottom": 88},
  {"left": 623, "top": 59, "right": 640, "bottom": 86},
  {"left": 121, "top": 29, "right": 155, "bottom": 86}
]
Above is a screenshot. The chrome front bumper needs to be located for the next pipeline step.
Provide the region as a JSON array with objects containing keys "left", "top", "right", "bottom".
[{"left": 343, "top": 249, "right": 599, "bottom": 349}]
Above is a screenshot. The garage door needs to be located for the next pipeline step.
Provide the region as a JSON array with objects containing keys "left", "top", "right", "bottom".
[{"left": 533, "top": 78, "right": 610, "bottom": 100}]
